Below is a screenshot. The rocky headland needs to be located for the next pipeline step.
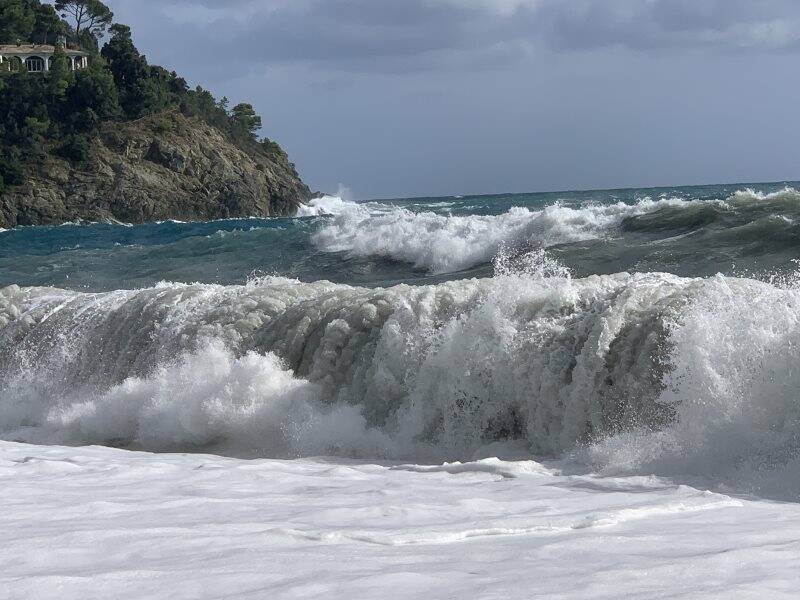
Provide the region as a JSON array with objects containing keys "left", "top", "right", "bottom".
[{"left": 0, "top": 110, "right": 312, "bottom": 228}]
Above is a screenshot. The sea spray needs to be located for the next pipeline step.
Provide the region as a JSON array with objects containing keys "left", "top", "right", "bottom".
[
  {"left": 584, "top": 273, "right": 800, "bottom": 494},
  {"left": 0, "top": 266, "right": 692, "bottom": 457}
]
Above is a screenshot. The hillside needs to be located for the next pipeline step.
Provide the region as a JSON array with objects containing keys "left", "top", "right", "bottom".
[
  {"left": 0, "top": 0, "right": 313, "bottom": 227},
  {"left": 0, "top": 110, "right": 311, "bottom": 227}
]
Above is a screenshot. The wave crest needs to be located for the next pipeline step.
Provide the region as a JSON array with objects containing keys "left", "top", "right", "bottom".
[
  {"left": 311, "top": 197, "right": 698, "bottom": 273},
  {"left": 728, "top": 186, "right": 800, "bottom": 206}
]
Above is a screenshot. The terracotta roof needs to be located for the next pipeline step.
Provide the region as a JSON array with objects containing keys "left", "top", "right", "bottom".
[{"left": 0, "top": 44, "right": 87, "bottom": 56}]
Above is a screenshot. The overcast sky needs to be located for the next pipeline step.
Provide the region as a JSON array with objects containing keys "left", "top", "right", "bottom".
[{"left": 107, "top": 0, "right": 800, "bottom": 199}]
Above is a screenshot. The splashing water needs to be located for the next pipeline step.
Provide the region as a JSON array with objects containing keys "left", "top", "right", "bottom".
[{"left": 3, "top": 181, "right": 800, "bottom": 499}]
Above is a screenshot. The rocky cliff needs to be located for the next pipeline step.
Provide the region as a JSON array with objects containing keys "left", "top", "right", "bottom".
[{"left": 0, "top": 111, "right": 312, "bottom": 228}]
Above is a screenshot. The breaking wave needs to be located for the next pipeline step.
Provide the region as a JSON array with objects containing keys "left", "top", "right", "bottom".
[
  {"left": 295, "top": 195, "right": 359, "bottom": 217},
  {"left": 310, "top": 187, "right": 800, "bottom": 274},
  {"left": 3, "top": 252, "right": 800, "bottom": 496},
  {"left": 729, "top": 186, "right": 800, "bottom": 206},
  {"left": 311, "top": 197, "right": 693, "bottom": 273}
]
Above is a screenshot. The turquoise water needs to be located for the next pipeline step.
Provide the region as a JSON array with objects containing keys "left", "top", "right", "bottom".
[{"left": 3, "top": 181, "right": 799, "bottom": 291}]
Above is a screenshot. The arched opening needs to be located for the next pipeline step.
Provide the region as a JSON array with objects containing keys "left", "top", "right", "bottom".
[
  {"left": 48, "top": 56, "right": 54, "bottom": 70},
  {"left": 26, "top": 56, "right": 45, "bottom": 73},
  {"left": 4, "top": 57, "right": 23, "bottom": 72}
]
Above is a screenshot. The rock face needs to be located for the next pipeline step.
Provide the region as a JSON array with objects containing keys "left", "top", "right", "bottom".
[{"left": 0, "top": 111, "right": 312, "bottom": 227}]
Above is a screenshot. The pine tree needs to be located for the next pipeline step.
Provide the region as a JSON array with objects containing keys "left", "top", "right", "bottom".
[
  {"left": 231, "top": 103, "right": 262, "bottom": 138},
  {"left": 47, "top": 45, "right": 73, "bottom": 100},
  {"left": 54, "top": 0, "right": 113, "bottom": 40}
]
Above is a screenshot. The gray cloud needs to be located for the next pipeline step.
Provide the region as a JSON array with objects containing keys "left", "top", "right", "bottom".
[
  {"left": 540, "top": 0, "right": 800, "bottom": 51},
  {"left": 111, "top": 0, "right": 800, "bottom": 77}
]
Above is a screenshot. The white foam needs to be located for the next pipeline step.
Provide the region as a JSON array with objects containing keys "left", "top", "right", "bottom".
[
  {"left": 311, "top": 197, "right": 700, "bottom": 273},
  {"left": 295, "top": 195, "right": 361, "bottom": 217},
  {"left": 392, "top": 457, "right": 554, "bottom": 479},
  {"left": 728, "top": 186, "right": 800, "bottom": 205},
  {"left": 5, "top": 441, "right": 793, "bottom": 600},
  {"left": 584, "top": 273, "right": 800, "bottom": 499},
  {"left": 37, "top": 342, "right": 390, "bottom": 457}
]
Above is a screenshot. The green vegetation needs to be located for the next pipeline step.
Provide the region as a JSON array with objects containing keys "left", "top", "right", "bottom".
[
  {"left": 231, "top": 103, "right": 262, "bottom": 137},
  {"left": 0, "top": 0, "right": 285, "bottom": 191},
  {"left": 0, "top": 0, "right": 66, "bottom": 46}
]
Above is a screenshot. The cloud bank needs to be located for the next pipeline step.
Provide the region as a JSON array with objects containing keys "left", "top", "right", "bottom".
[{"left": 116, "top": 0, "right": 800, "bottom": 75}]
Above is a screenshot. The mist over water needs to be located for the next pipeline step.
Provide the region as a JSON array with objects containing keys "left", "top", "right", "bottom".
[{"left": 3, "top": 181, "right": 800, "bottom": 499}]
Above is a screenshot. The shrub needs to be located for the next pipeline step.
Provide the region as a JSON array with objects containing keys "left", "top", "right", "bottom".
[
  {"left": 57, "top": 134, "right": 91, "bottom": 164},
  {"left": 0, "top": 150, "right": 25, "bottom": 186},
  {"left": 152, "top": 118, "right": 174, "bottom": 134},
  {"left": 260, "top": 138, "right": 284, "bottom": 156}
]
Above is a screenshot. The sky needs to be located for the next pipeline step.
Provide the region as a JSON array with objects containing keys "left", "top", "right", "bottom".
[{"left": 106, "top": 0, "right": 800, "bottom": 199}]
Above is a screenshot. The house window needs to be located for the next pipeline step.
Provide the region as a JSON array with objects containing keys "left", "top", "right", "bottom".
[{"left": 26, "top": 56, "right": 45, "bottom": 72}]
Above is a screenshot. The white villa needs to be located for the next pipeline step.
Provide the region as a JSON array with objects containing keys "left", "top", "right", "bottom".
[{"left": 0, "top": 37, "right": 89, "bottom": 73}]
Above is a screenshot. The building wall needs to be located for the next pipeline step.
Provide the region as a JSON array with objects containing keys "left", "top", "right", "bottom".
[{"left": 0, "top": 52, "right": 88, "bottom": 72}]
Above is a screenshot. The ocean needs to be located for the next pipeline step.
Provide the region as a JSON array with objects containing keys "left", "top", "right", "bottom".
[
  {"left": 4, "top": 182, "right": 800, "bottom": 291},
  {"left": 3, "top": 181, "right": 800, "bottom": 598}
]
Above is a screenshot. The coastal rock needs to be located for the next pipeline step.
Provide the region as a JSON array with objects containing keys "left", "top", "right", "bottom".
[{"left": 0, "top": 111, "right": 312, "bottom": 227}]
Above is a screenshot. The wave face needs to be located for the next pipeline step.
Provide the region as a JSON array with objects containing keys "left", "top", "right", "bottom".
[
  {"left": 4, "top": 263, "right": 800, "bottom": 497},
  {"left": 1, "top": 270, "right": 675, "bottom": 457}
]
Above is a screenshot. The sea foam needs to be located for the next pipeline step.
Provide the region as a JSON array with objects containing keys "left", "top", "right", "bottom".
[{"left": 311, "top": 197, "right": 707, "bottom": 273}]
